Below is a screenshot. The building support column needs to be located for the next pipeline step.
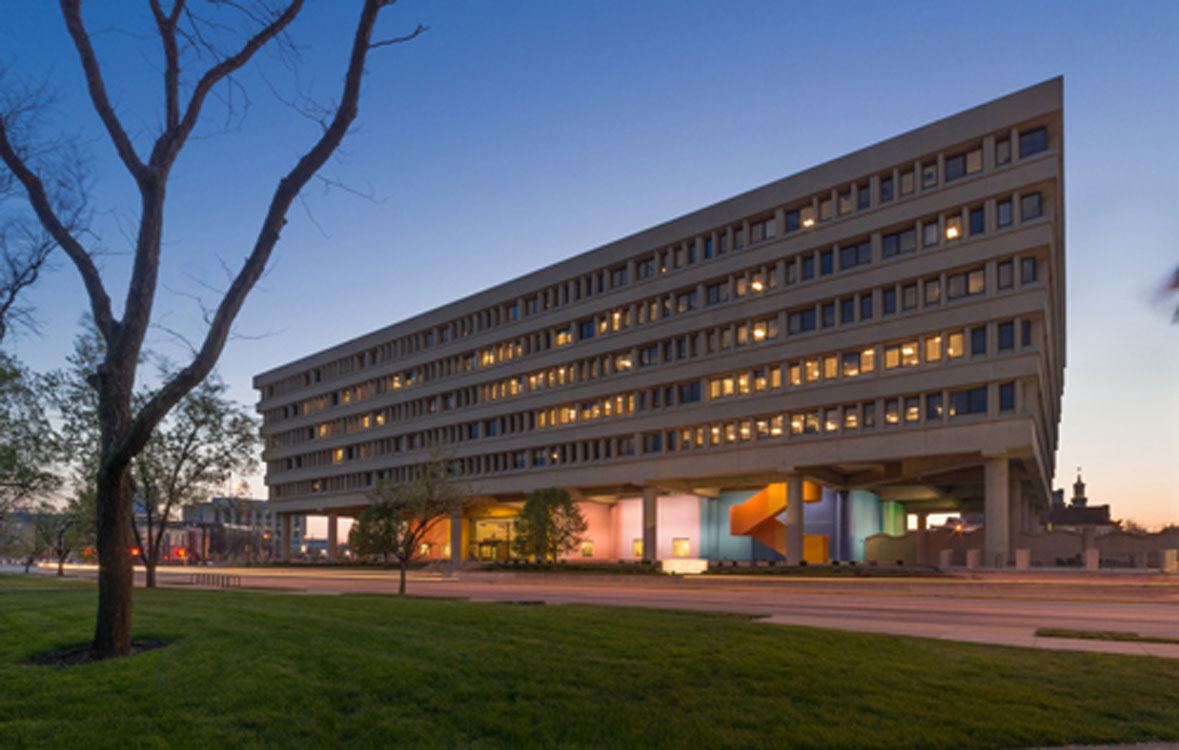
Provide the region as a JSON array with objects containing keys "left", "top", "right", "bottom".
[
  {"left": 984, "top": 457, "right": 1010, "bottom": 568},
  {"left": 281, "top": 513, "right": 292, "bottom": 563},
  {"left": 785, "top": 474, "right": 805, "bottom": 566},
  {"left": 915, "top": 512, "right": 928, "bottom": 566},
  {"left": 327, "top": 512, "right": 338, "bottom": 561},
  {"left": 642, "top": 487, "right": 658, "bottom": 563},
  {"left": 450, "top": 507, "right": 464, "bottom": 567},
  {"left": 1008, "top": 479, "right": 1023, "bottom": 561}
]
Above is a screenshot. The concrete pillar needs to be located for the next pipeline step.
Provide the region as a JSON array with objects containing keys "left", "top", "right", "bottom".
[
  {"left": 915, "top": 512, "right": 928, "bottom": 565},
  {"left": 1084, "top": 548, "right": 1099, "bottom": 572},
  {"left": 327, "top": 512, "right": 338, "bottom": 561},
  {"left": 1007, "top": 479, "right": 1022, "bottom": 561},
  {"left": 984, "top": 457, "right": 1010, "bottom": 568},
  {"left": 642, "top": 487, "right": 658, "bottom": 563},
  {"left": 450, "top": 507, "right": 463, "bottom": 566},
  {"left": 785, "top": 474, "right": 804, "bottom": 565},
  {"left": 938, "top": 548, "right": 954, "bottom": 569},
  {"left": 281, "top": 513, "right": 292, "bottom": 562}
]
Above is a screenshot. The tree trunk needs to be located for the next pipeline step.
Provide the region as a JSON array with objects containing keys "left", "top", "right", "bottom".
[
  {"left": 91, "top": 462, "right": 134, "bottom": 659},
  {"left": 145, "top": 559, "right": 156, "bottom": 588},
  {"left": 57, "top": 556, "right": 65, "bottom": 576},
  {"left": 399, "top": 559, "right": 407, "bottom": 596}
]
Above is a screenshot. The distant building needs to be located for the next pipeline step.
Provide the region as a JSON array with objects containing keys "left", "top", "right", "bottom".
[
  {"left": 183, "top": 497, "right": 306, "bottom": 560},
  {"left": 1041, "top": 471, "right": 1112, "bottom": 531}
]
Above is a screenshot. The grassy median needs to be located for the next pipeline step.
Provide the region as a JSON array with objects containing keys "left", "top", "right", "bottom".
[{"left": 3, "top": 574, "right": 1178, "bottom": 749}]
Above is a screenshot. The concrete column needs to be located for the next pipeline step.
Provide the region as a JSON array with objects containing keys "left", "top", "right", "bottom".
[
  {"left": 984, "top": 457, "right": 1010, "bottom": 568},
  {"left": 1008, "top": 479, "right": 1022, "bottom": 561},
  {"left": 450, "top": 507, "right": 463, "bottom": 566},
  {"left": 642, "top": 487, "right": 658, "bottom": 563},
  {"left": 327, "top": 512, "right": 338, "bottom": 561},
  {"left": 281, "top": 513, "right": 292, "bottom": 562},
  {"left": 915, "top": 512, "right": 928, "bottom": 565},
  {"left": 785, "top": 474, "right": 804, "bottom": 565}
]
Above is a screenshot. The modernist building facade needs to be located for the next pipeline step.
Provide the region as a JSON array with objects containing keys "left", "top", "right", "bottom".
[{"left": 255, "top": 78, "right": 1065, "bottom": 568}]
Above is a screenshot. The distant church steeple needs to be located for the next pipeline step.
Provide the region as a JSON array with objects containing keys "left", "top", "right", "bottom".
[{"left": 1071, "top": 467, "right": 1088, "bottom": 507}]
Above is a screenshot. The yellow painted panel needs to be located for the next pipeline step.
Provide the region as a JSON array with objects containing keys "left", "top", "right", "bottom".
[{"left": 803, "top": 534, "right": 829, "bottom": 564}]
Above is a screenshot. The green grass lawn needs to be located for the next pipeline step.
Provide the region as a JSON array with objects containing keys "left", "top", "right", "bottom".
[{"left": 3, "top": 574, "right": 1178, "bottom": 749}]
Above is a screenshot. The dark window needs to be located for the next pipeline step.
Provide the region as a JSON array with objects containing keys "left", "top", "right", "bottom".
[
  {"left": 1021, "top": 257, "right": 1037, "bottom": 283},
  {"left": 840, "top": 240, "right": 872, "bottom": 270},
  {"left": 484, "top": 419, "right": 499, "bottom": 437},
  {"left": 1021, "top": 320, "right": 1032, "bottom": 347},
  {"left": 996, "top": 138, "right": 1011, "bottom": 165},
  {"left": 801, "top": 256, "right": 815, "bottom": 280},
  {"left": 860, "top": 294, "right": 873, "bottom": 320},
  {"left": 998, "top": 261, "right": 1014, "bottom": 289},
  {"left": 677, "top": 290, "right": 697, "bottom": 313},
  {"left": 902, "top": 283, "right": 918, "bottom": 311},
  {"left": 821, "top": 302, "right": 836, "bottom": 328},
  {"left": 925, "top": 278, "right": 941, "bottom": 306},
  {"left": 637, "top": 259, "right": 655, "bottom": 279},
  {"left": 508, "top": 305, "right": 519, "bottom": 321},
  {"left": 788, "top": 308, "right": 816, "bottom": 334},
  {"left": 880, "top": 176, "right": 894, "bottom": 202},
  {"left": 578, "top": 320, "right": 595, "bottom": 340},
  {"left": 706, "top": 282, "right": 729, "bottom": 306},
  {"left": 820, "top": 250, "right": 834, "bottom": 275},
  {"left": 679, "top": 382, "right": 701, "bottom": 403},
  {"left": 841, "top": 297, "right": 855, "bottom": 324},
  {"left": 686, "top": 243, "right": 696, "bottom": 264},
  {"left": 1020, "top": 192, "right": 1042, "bottom": 221},
  {"left": 639, "top": 345, "right": 658, "bottom": 367},
  {"left": 882, "top": 228, "right": 917, "bottom": 258},
  {"left": 882, "top": 288, "right": 896, "bottom": 315},
  {"left": 971, "top": 327, "right": 987, "bottom": 355},
  {"left": 704, "top": 238, "right": 714, "bottom": 259},
  {"left": 926, "top": 393, "right": 943, "bottom": 421},
  {"left": 858, "top": 185, "right": 871, "bottom": 209},
  {"left": 998, "top": 321, "right": 1015, "bottom": 350},
  {"left": 997, "top": 199, "right": 1013, "bottom": 227},
  {"left": 785, "top": 209, "right": 800, "bottom": 232},
  {"left": 969, "top": 206, "right": 985, "bottom": 235},
  {"left": 1019, "top": 126, "right": 1047, "bottom": 157},
  {"left": 999, "top": 382, "right": 1016, "bottom": 411},
  {"left": 612, "top": 267, "right": 628, "bottom": 287},
  {"left": 643, "top": 433, "right": 663, "bottom": 453},
  {"left": 945, "top": 153, "right": 966, "bottom": 182},
  {"left": 949, "top": 387, "right": 987, "bottom": 417}
]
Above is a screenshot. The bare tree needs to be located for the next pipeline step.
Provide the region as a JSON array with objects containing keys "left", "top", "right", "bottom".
[
  {"left": 0, "top": 0, "right": 421, "bottom": 658},
  {"left": 33, "top": 493, "right": 95, "bottom": 576}
]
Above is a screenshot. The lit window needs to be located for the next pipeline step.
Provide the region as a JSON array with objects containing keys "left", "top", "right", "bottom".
[
  {"left": 949, "top": 387, "right": 987, "bottom": 417},
  {"left": 419, "top": 542, "right": 431, "bottom": 557},
  {"left": 753, "top": 368, "right": 767, "bottom": 391},
  {"left": 633, "top": 539, "right": 643, "bottom": 557},
  {"left": 843, "top": 407, "right": 859, "bottom": 430},
  {"left": 790, "top": 413, "right": 805, "bottom": 435},
  {"left": 819, "top": 197, "right": 833, "bottom": 221},
  {"left": 789, "top": 363, "right": 801, "bottom": 386},
  {"left": 885, "top": 399, "right": 900, "bottom": 425},
  {"left": 580, "top": 540, "right": 595, "bottom": 557},
  {"left": 672, "top": 538, "right": 691, "bottom": 558},
  {"left": 925, "top": 335, "right": 942, "bottom": 362},
  {"left": 947, "top": 332, "right": 965, "bottom": 358},
  {"left": 800, "top": 205, "right": 815, "bottom": 228},
  {"left": 823, "top": 355, "right": 838, "bottom": 379},
  {"left": 884, "top": 345, "right": 901, "bottom": 370},
  {"left": 945, "top": 215, "right": 962, "bottom": 240},
  {"left": 904, "top": 397, "right": 920, "bottom": 422},
  {"left": 842, "top": 352, "right": 861, "bottom": 377},
  {"left": 825, "top": 408, "right": 840, "bottom": 432},
  {"left": 861, "top": 347, "right": 876, "bottom": 372},
  {"left": 805, "top": 358, "right": 820, "bottom": 382},
  {"left": 927, "top": 393, "right": 943, "bottom": 421},
  {"left": 900, "top": 169, "right": 915, "bottom": 195}
]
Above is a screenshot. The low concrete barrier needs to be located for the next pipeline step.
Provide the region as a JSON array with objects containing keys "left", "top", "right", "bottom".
[{"left": 190, "top": 573, "right": 242, "bottom": 588}]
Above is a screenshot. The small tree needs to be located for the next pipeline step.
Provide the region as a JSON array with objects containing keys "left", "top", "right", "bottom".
[
  {"left": 349, "top": 446, "right": 465, "bottom": 595},
  {"left": 132, "top": 374, "right": 259, "bottom": 587},
  {"left": 0, "top": 353, "right": 60, "bottom": 517},
  {"left": 513, "top": 488, "right": 587, "bottom": 565},
  {"left": 32, "top": 494, "right": 94, "bottom": 576}
]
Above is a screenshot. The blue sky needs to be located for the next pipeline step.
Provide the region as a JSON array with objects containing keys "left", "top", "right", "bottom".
[{"left": 3, "top": 1, "right": 1177, "bottom": 527}]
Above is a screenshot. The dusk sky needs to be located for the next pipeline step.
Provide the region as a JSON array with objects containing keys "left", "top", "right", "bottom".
[{"left": 3, "top": 1, "right": 1177, "bottom": 529}]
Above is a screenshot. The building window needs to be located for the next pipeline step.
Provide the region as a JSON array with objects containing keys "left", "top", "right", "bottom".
[
  {"left": 840, "top": 240, "right": 872, "bottom": 270},
  {"left": 677, "top": 290, "right": 698, "bottom": 313},
  {"left": 885, "top": 399, "right": 900, "bottom": 425},
  {"left": 612, "top": 267, "right": 628, "bottom": 287},
  {"left": 706, "top": 282, "right": 729, "bottom": 306},
  {"left": 785, "top": 208, "right": 800, "bottom": 232},
  {"left": 880, "top": 175, "right": 894, "bottom": 202},
  {"left": 902, "top": 283, "right": 918, "bottom": 311},
  {"left": 844, "top": 406, "right": 859, "bottom": 430},
  {"left": 819, "top": 198, "right": 833, "bottom": 222},
  {"left": 945, "top": 215, "right": 962, "bottom": 241},
  {"left": 947, "top": 331, "right": 965, "bottom": 358},
  {"left": 643, "top": 433, "right": 663, "bottom": 453},
  {"left": 925, "top": 278, "right": 941, "bottom": 306},
  {"left": 823, "top": 355, "right": 839, "bottom": 379},
  {"left": 672, "top": 538, "right": 691, "bottom": 558},
  {"left": 945, "top": 148, "right": 981, "bottom": 182},
  {"left": 921, "top": 162, "right": 937, "bottom": 188},
  {"left": 1022, "top": 320, "right": 1033, "bottom": 347},
  {"left": 821, "top": 302, "right": 836, "bottom": 328},
  {"left": 947, "top": 268, "right": 985, "bottom": 300},
  {"left": 904, "top": 396, "right": 920, "bottom": 423},
  {"left": 998, "top": 321, "right": 1015, "bottom": 351},
  {"left": 838, "top": 191, "right": 852, "bottom": 216},
  {"left": 927, "top": 393, "right": 944, "bottom": 421},
  {"left": 997, "top": 199, "right": 1013, "bottom": 227},
  {"left": 998, "top": 261, "right": 1014, "bottom": 290},
  {"left": 949, "top": 387, "right": 987, "bottom": 417},
  {"left": 858, "top": 184, "right": 871, "bottom": 209},
  {"left": 841, "top": 297, "right": 855, "bottom": 324},
  {"left": 820, "top": 250, "right": 834, "bottom": 275},
  {"left": 969, "top": 206, "right": 985, "bottom": 236},
  {"left": 1021, "top": 257, "right": 1038, "bottom": 283},
  {"left": 637, "top": 259, "right": 655, "bottom": 280},
  {"left": 884, "top": 345, "right": 901, "bottom": 370},
  {"left": 882, "top": 228, "right": 916, "bottom": 258},
  {"left": 996, "top": 137, "right": 1011, "bottom": 165},
  {"left": 578, "top": 320, "right": 595, "bottom": 340},
  {"left": 788, "top": 308, "right": 816, "bottom": 335},
  {"left": 680, "top": 382, "right": 701, "bottom": 403},
  {"left": 882, "top": 288, "right": 897, "bottom": 315},
  {"left": 632, "top": 539, "right": 643, "bottom": 557},
  {"left": 860, "top": 294, "right": 873, "bottom": 320},
  {"left": 801, "top": 256, "right": 815, "bottom": 281},
  {"left": 971, "top": 327, "right": 987, "bottom": 356},
  {"left": 842, "top": 351, "right": 861, "bottom": 377},
  {"left": 1019, "top": 126, "right": 1047, "bottom": 157},
  {"left": 752, "top": 318, "right": 779, "bottom": 341},
  {"left": 863, "top": 402, "right": 876, "bottom": 428},
  {"left": 925, "top": 334, "right": 942, "bottom": 362},
  {"left": 923, "top": 220, "right": 939, "bottom": 248},
  {"left": 805, "top": 358, "right": 820, "bottom": 382},
  {"left": 999, "top": 382, "right": 1016, "bottom": 411},
  {"left": 1021, "top": 192, "right": 1042, "bottom": 221}
]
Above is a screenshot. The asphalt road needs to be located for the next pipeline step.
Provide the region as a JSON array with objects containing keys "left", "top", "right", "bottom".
[{"left": 19, "top": 563, "right": 1178, "bottom": 658}]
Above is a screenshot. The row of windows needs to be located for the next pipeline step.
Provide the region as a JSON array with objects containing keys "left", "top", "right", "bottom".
[
  {"left": 262, "top": 123, "right": 1053, "bottom": 405},
  {"left": 271, "top": 377, "right": 1023, "bottom": 498},
  {"left": 270, "top": 312, "right": 1037, "bottom": 474}
]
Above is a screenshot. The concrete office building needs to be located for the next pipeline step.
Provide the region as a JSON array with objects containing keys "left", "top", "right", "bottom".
[{"left": 255, "top": 78, "right": 1065, "bottom": 568}]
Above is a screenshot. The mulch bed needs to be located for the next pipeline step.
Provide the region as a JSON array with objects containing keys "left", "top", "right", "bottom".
[{"left": 27, "top": 641, "right": 166, "bottom": 667}]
